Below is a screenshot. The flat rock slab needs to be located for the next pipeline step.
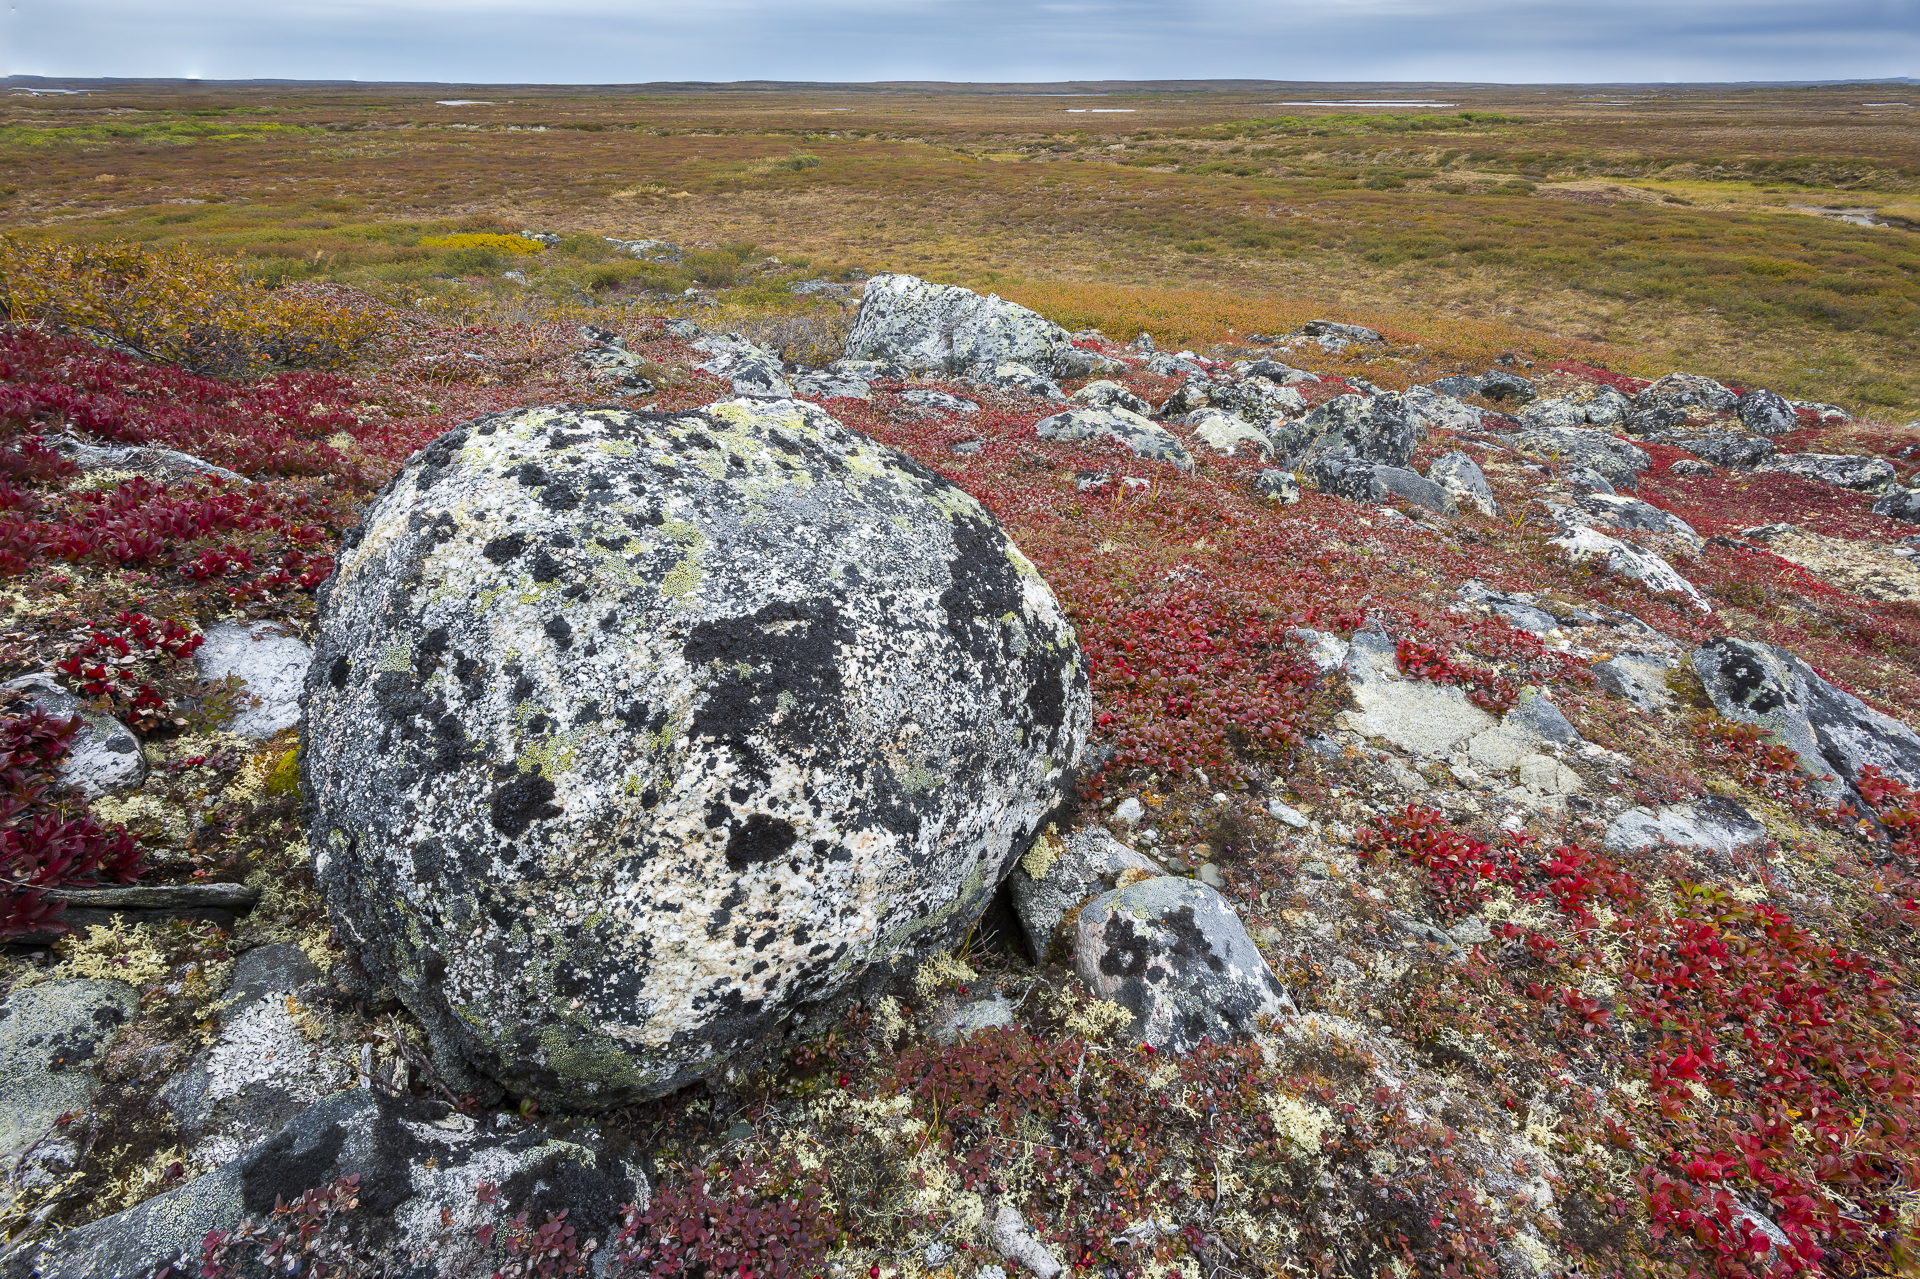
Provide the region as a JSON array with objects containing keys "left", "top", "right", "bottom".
[
  {"left": 1342, "top": 630, "right": 1497, "bottom": 756},
  {"left": 2, "top": 673, "right": 143, "bottom": 798},
  {"left": 1693, "top": 637, "right": 1920, "bottom": 801},
  {"left": 1603, "top": 798, "right": 1767, "bottom": 857},
  {"left": 1592, "top": 652, "right": 1677, "bottom": 711},
  {"left": 1565, "top": 493, "right": 1701, "bottom": 545},
  {"left": 1008, "top": 828, "right": 1162, "bottom": 961},
  {"left": 304, "top": 399, "right": 1090, "bottom": 1108},
  {"left": 1074, "top": 876, "right": 1292, "bottom": 1054},
  {"left": 194, "top": 622, "right": 311, "bottom": 740},
  {"left": 0, "top": 979, "right": 137, "bottom": 1162},
  {"left": 1034, "top": 406, "right": 1193, "bottom": 471},
  {"left": 17, "top": 1089, "right": 646, "bottom": 1279},
  {"left": 1551, "top": 526, "right": 1709, "bottom": 611}
]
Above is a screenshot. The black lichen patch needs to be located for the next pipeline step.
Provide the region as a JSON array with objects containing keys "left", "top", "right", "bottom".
[
  {"left": 725, "top": 813, "right": 799, "bottom": 871},
  {"left": 684, "top": 597, "right": 855, "bottom": 787},
  {"left": 545, "top": 615, "right": 574, "bottom": 650},
  {"left": 492, "top": 771, "right": 561, "bottom": 836},
  {"left": 484, "top": 533, "right": 528, "bottom": 564}
]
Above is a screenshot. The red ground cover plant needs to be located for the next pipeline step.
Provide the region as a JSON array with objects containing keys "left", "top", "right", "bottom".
[{"left": 0, "top": 706, "right": 144, "bottom": 936}]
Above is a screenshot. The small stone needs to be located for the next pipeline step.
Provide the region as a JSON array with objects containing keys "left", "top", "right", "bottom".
[
  {"left": 1265, "top": 798, "right": 1309, "bottom": 828},
  {"left": 933, "top": 993, "right": 1016, "bottom": 1046},
  {"left": 1196, "top": 862, "right": 1225, "bottom": 889},
  {"left": 1114, "top": 796, "right": 1145, "bottom": 825},
  {"left": 194, "top": 622, "right": 311, "bottom": 740}
]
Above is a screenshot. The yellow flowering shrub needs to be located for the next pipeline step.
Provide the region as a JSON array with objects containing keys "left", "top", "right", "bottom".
[{"left": 416, "top": 233, "right": 546, "bottom": 255}]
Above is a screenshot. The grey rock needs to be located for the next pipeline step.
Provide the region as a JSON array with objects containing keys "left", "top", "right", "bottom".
[
  {"left": 1402, "top": 385, "right": 1483, "bottom": 433},
  {"left": 991, "top": 1202, "right": 1065, "bottom": 1279},
  {"left": 304, "top": 400, "right": 1090, "bottom": 1108},
  {"left": 1069, "top": 380, "right": 1150, "bottom": 415},
  {"left": 1625, "top": 406, "right": 1689, "bottom": 435},
  {"left": 844, "top": 273, "right": 1077, "bottom": 379},
  {"left": 48, "top": 434, "right": 247, "bottom": 485},
  {"left": 1239, "top": 359, "right": 1320, "bottom": 386},
  {"left": 1428, "top": 374, "right": 1486, "bottom": 399},
  {"left": 1692, "top": 637, "right": 1920, "bottom": 800},
  {"left": 899, "top": 388, "right": 980, "bottom": 414},
  {"left": 163, "top": 944, "right": 349, "bottom": 1167},
  {"left": 1035, "top": 406, "right": 1194, "bottom": 471},
  {"left": 1266, "top": 798, "right": 1309, "bottom": 828},
  {"left": 1566, "top": 493, "right": 1701, "bottom": 544},
  {"left": 787, "top": 278, "right": 849, "bottom": 297},
  {"left": 1563, "top": 465, "right": 1617, "bottom": 494},
  {"left": 1341, "top": 629, "right": 1497, "bottom": 756},
  {"left": 933, "top": 994, "right": 1016, "bottom": 1047},
  {"left": 1551, "top": 526, "right": 1708, "bottom": 610},
  {"left": 1602, "top": 797, "right": 1767, "bottom": 857},
  {"left": 1309, "top": 458, "right": 1456, "bottom": 516},
  {"left": 1074, "top": 877, "right": 1293, "bottom": 1053},
  {"left": 1055, "top": 347, "right": 1129, "bottom": 379},
  {"left": 1113, "top": 797, "right": 1144, "bottom": 825},
  {"left": 1874, "top": 487, "right": 1920, "bottom": 524},
  {"left": 611, "top": 237, "right": 682, "bottom": 261},
  {"left": 1270, "top": 393, "right": 1420, "bottom": 468},
  {"left": 17, "top": 1089, "right": 646, "bottom": 1279},
  {"left": 1449, "top": 916, "right": 1494, "bottom": 947},
  {"left": 1788, "top": 400, "right": 1851, "bottom": 423},
  {"left": 789, "top": 372, "right": 870, "bottom": 401},
  {"left": 1670, "top": 459, "right": 1715, "bottom": 477},
  {"left": 1154, "top": 373, "right": 1215, "bottom": 416},
  {"left": 1516, "top": 397, "right": 1587, "bottom": 431},
  {"left": 1744, "top": 522, "right": 1797, "bottom": 542},
  {"left": 1635, "top": 372, "right": 1737, "bottom": 414},
  {"left": 1289, "top": 628, "right": 1349, "bottom": 672},
  {"left": 1128, "top": 332, "right": 1156, "bottom": 352},
  {"left": 1666, "top": 434, "right": 1776, "bottom": 469},
  {"left": 1757, "top": 452, "right": 1895, "bottom": 493},
  {"left": 1478, "top": 369, "right": 1537, "bottom": 403},
  {"left": 1008, "top": 828, "right": 1161, "bottom": 961},
  {"left": 1, "top": 674, "right": 143, "bottom": 799},
  {"left": 1592, "top": 652, "right": 1676, "bottom": 711},
  {"left": 1738, "top": 388, "right": 1799, "bottom": 436},
  {"left": 662, "top": 317, "right": 704, "bottom": 339},
  {"left": 1511, "top": 427, "right": 1651, "bottom": 491},
  {"left": 827, "top": 357, "right": 899, "bottom": 381},
  {"left": 692, "top": 334, "right": 792, "bottom": 399},
  {"left": 1426, "top": 451, "right": 1497, "bottom": 516},
  {"left": 973, "top": 361, "right": 1065, "bottom": 399},
  {"left": 1578, "top": 387, "right": 1634, "bottom": 430},
  {"left": 1144, "top": 352, "right": 1209, "bottom": 379},
  {"left": 1457, "top": 583, "right": 1558, "bottom": 635},
  {"left": 1186, "top": 409, "right": 1273, "bottom": 459},
  {"left": 1207, "top": 378, "right": 1307, "bottom": 424},
  {"left": 1195, "top": 862, "right": 1226, "bottom": 889},
  {"left": 0, "top": 980, "right": 137, "bottom": 1163},
  {"left": 1302, "top": 319, "right": 1383, "bottom": 345},
  {"left": 193, "top": 622, "right": 311, "bottom": 740}
]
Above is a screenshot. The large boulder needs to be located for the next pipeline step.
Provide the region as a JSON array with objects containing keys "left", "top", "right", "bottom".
[
  {"left": 1635, "top": 372, "right": 1738, "bottom": 414},
  {"left": 1074, "top": 877, "right": 1293, "bottom": 1053},
  {"left": 1402, "top": 386, "right": 1483, "bottom": 433},
  {"left": 1757, "top": 453, "right": 1896, "bottom": 494},
  {"left": 1185, "top": 409, "right": 1274, "bottom": 458},
  {"left": 843, "top": 273, "right": 1076, "bottom": 380},
  {"left": 304, "top": 400, "right": 1091, "bottom": 1108},
  {"left": 1692, "top": 637, "right": 1920, "bottom": 801},
  {"left": 1666, "top": 434, "right": 1776, "bottom": 469},
  {"left": 1551, "top": 526, "right": 1709, "bottom": 610},
  {"left": 1511, "top": 427, "right": 1651, "bottom": 491},
  {"left": 1309, "top": 458, "right": 1456, "bottom": 516},
  {"left": 1874, "top": 487, "right": 1920, "bottom": 524},
  {"left": 1, "top": 674, "right": 144, "bottom": 799},
  {"left": 1737, "top": 388, "right": 1798, "bottom": 436},
  {"left": 1268, "top": 393, "right": 1419, "bottom": 468},
  {"left": 1426, "top": 451, "right": 1497, "bottom": 516},
  {"left": 16, "top": 1089, "right": 646, "bottom": 1279}
]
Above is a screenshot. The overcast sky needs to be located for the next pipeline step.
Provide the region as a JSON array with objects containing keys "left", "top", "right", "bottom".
[{"left": 8, "top": 0, "right": 1918, "bottom": 86}]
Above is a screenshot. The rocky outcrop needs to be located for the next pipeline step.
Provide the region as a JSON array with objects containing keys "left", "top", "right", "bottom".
[
  {"left": 1602, "top": 797, "right": 1767, "bottom": 857},
  {"left": 1268, "top": 393, "right": 1419, "bottom": 468},
  {"left": 17, "top": 1089, "right": 646, "bottom": 1279},
  {"left": 1757, "top": 453, "right": 1896, "bottom": 493},
  {"left": 2, "top": 673, "right": 143, "bottom": 798},
  {"left": 1034, "top": 406, "right": 1194, "bottom": 471},
  {"left": 1551, "top": 526, "right": 1709, "bottom": 610},
  {"left": 1738, "top": 388, "right": 1798, "bottom": 436},
  {"left": 304, "top": 399, "right": 1090, "bottom": 1108},
  {"left": 1875, "top": 487, "right": 1920, "bottom": 523},
  {"left": 1692, "top": 637, "right": 1920, "bottom": 801},
  {"left": 692, "top": 334, "right": 792, "bottom": 399},
  {"left": 1510, "top": 427, "right": 1651, "bottom": 491},
  {"left": 1073, "top": 876, "right": 1293, "bottom": 1053},
  {"left": 1665, "top": 434, "right": 1776, "bottom": 469},
  {"left": 0, "top": 980, "right": 137, "bottom": 1166},
  {"left": 1310, "top": 458, "right": 1456, "bottom": 516},
  {"left": 193, "top": 621, "right": 311, "bottom": 740},
  {"left": 1635, "top": 372, "right": 1737, "bottom": 414},
  {"left": 1427, "top": 451, "right": 1497, "bottom": 516},
  {"left": 843, "top": 274, "right": 1077, "bottom": 381}
]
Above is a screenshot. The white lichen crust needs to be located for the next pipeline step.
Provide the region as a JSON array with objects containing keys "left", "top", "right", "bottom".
[{"left": 304, "top": 398, "right": 1090, "bottom": 1108}]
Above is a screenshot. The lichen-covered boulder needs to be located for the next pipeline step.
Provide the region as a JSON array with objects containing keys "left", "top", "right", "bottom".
[
  {"left": 1634, "top": 372, "right": 1738, "bottom": 414},
  {"left": 1268, "top": 393, "right": 1419, "bottom": 468},
  {"left": 1511, "top": 427, "right": 1651, "bottom": 491},
  {"left": 1737, "top": 388, "right": 1798, "bottom": 436},
  {"left": 304, "top": 399, "right": 1091, "bottom": 1108},
  {"left": 843, "top": 273, "right": 1076, "bottom": 379},
  {"left": 1875, "top": 487, "right": 1920, "bottom": 524},
  {"left": 1550, "top": 526, "right": 1709, "bottom": 610},
  {"left": 1034, "top": 406, "right": 1194, "bottom": 471},
  {"left": 1185, "top": 408, "right": 1274, "bottom": 459},
  {"left": 1427, "top": 451, "right": 1497, "bottom": 517},
  {"left": 1757, "top": 452, "right": 1896, "bottom": 494},
  {"left": 1666, "top": 433, "right": 1776, "bottom": 469}
]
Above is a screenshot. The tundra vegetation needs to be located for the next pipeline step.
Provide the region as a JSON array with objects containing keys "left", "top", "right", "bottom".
[{"left": 0, "top": 78, "right": 1917, "bottom": 1279}]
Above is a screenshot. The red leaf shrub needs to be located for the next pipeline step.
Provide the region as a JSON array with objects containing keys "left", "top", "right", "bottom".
[
  {"left": 0, "top": 707, "right": 143, "bottom": 937},
  {"left": 614, "top": 1161, "right": 834, "bottom": 1279}
]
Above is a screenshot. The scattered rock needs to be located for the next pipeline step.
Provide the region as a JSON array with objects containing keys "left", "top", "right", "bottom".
[
  {"left": 161, "top": 943, "right": 352, "bottom": 1167},
  {"left": 1602, "top": 797, "right": 1767, "bottom": 857},
  {"left": 1034, "top": 406, "right": 1194, "bottom": 471},
  {"left": 1269, "top": 393, "right": 1419, "bottom": 468},
  {"left": 1591, "top": 651, "right": 1676, "bottom": 711},
  {"left": 1635, "top": 372, "right": 1738, "bottom": 414},
  {"left": 1008, "top": 828, "right": 1162, "bottom": 960},
  {"left": 973, "top": 361, "right": 1065, "bottom": 399},
  {"left": 844, "top": 273, "right": 1077, "bottom": 380},
  {"left": 933, "top": 993, "right": 1017, "bottom": 1046},
  {"left": 305, "top": 400, "right": 1090, "bottom": 1107},
  {"left": 18, "top": 1089, "right": 646, "bottom": 1279},
  {"left": 1073, "top": 877, "right": 1293, "bottom": 1054},
  {"left": 1692, "top": 637, "right": 1920, "bottom": 800},
  {"left": 1744, "top": 522, "right": 1796, "bottom": 542},
  {"left": 1207, "top": 378, "right": 1307, "bottom": 424},
  {"left": 1669, "top": 459, "right": 1714, "bottom": 477},
  {"left": 1737, "top": 388, "right": 1798, "bottom": 436},
  {"left": 1250, "top": 469, "right": 1301, "bottom": 505},
  {"left": 692, "top": 334, "right": 792, "bottom": 399},
  {"left": 1069, "top": 380, "right": 1150, "bottom": 415},
  {"left": 789, "top": 372, "right": 870, "bottom": 401},
  {"left": 1310, "top": 458, "right": 1456, "bottom": 516},
  {"left": 1426, "top": 451, "right": 1497, "bottom": 516},
  {"left": 1511, "top": 427, "right": 1651, "bottom": 491},
  {"left": 192, "top": 621, "right": 311, "bottom": 740},
  {"left": 1758, "top": 453, "right": 1896, "bottom": 494},
  {"left": 1185, "top": 409, "right": 1274, "bottom": 459},
  {"left": 1665, "top": 434, "right": 1776, "bottom": 469},
  {"left": 0, "top": 980, "right": 137, "bottom": 1164},
  {"left": 1625, "top": 406, "right": 1688, "bottom": 435},
  {"left": 1871, "top": 487, "right": 1920, "bottom": 524},
  {"left": 1302, "top": 319, "right": 1383, "bottom": 345},
  {"left": 1457, "top": 583, "right": 1559, "bottom": 636},
  {"left": 1550, "top": 526, "right": 1709, "bottom": 611},
  {"left": 47, "top": 435, "right": 247, "bottom": 485},
  {"left": 2, "top": 673, "right": 144, "bottom": 798},
  {"left": 1402, "top": 386, "right": 1483, "bottom": 434},
  {"left": 1266, "top": 798, "right": 1310, "bottom": 828},
  {"left": 899, "top": 388, "right": 980, "bottom": 414},
  {"left": 1576, "top": 386, "right": 1634, "bottom": 430},
  {"left": 1239, "top": 359, "right": 1320, "bottom": 387},
  {"left": 1516, "top": 398, "right": 1586, "bottom": 431},
  {"left": 1478, "top": 369, "right": 1538, "bottom": 404},
  {"left": 1562, "top": 493, "right": 1701, "bottom": 546}
]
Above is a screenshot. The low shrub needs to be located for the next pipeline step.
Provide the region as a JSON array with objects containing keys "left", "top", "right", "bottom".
[{"left": 0, "top": 707, "right": 144, "bottom": 937}]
